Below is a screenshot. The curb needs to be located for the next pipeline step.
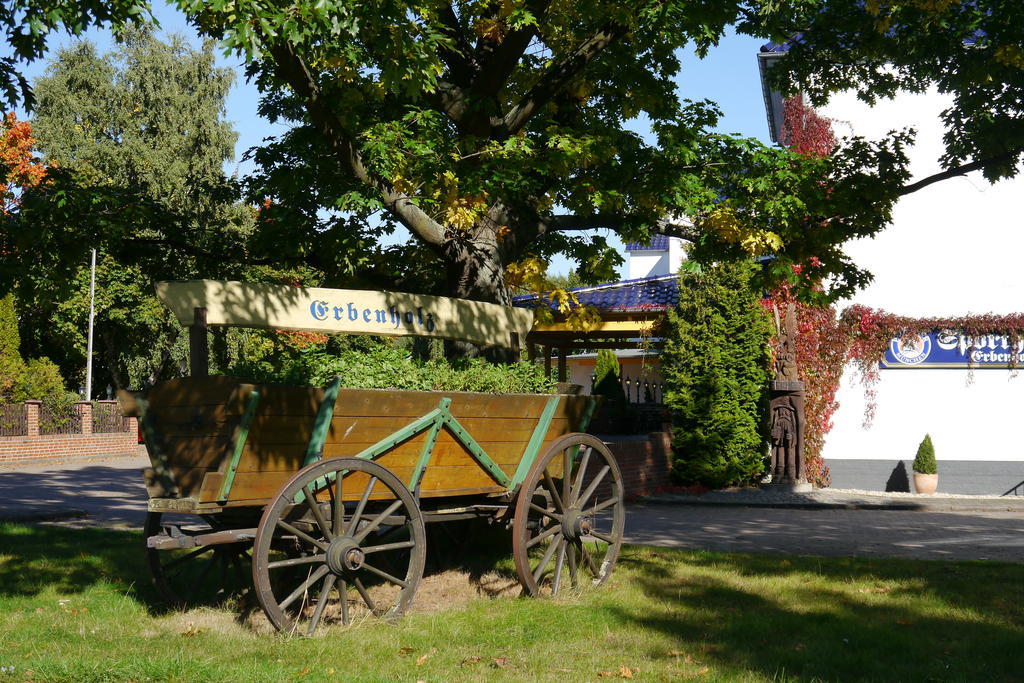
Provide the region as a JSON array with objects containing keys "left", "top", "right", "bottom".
[{"left": 640, "top": 495, "right": 1024, "bottom": 514}]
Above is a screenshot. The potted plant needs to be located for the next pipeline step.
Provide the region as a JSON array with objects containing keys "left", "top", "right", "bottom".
[{"left": 912, "top": 434, "right": 938, "bottom": 494}]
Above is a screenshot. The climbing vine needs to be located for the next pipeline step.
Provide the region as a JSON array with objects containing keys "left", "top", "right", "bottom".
[
  {"left": 764, "top": 274, "right": 845, "bottom": 488},
  {"left": 840, "top": 305, "right": 1024, "bottom": 425}
]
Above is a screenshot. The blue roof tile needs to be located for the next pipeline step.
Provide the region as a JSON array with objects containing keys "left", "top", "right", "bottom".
[
  {"left": 624, "top": 234, "right": 670, "bottom": 252},
  {"left": 512, "top": 274, "right": 678, "bottom": 313}
]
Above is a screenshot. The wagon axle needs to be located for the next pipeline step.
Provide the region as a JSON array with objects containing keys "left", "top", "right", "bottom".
[{"left": 326, "top": 538, "right": 366, "bottom": 573}]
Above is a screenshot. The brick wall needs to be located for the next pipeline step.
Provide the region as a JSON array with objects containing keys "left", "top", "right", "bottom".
[
  {"left": 602, "top": 432, "right": 673, "bottom": 499},
  {"left": 0, "top": 401, "right": 138, "bottom": 465}
]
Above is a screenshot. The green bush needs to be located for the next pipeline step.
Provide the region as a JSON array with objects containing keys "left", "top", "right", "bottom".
[
  {"left": 591, "top": 349, "right": 631, "bottom": 432},
  {"left": 913, "top": 434, "right": 937, "bottom": 474},
  {"left": 0, "top": 293, "right": 25, "bottom": 403},
  {"left": 661, "top": 260, "right": 773, "bottom": 488},
  {"left": 21, "top": 357, "right": 67, "bottom": 403},
  {"left": 225, "top": 338, "right": 555, "bottom": 394}
]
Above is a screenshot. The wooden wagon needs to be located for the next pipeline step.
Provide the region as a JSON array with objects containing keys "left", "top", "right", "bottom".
[{"left": 121, "top": 373, "right": 625, "bottom": 634}]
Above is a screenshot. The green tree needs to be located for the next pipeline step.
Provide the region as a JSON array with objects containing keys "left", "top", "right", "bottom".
[
  {"left": 661, "top": 260, "right": 772, "bottom": 488},
  {"left": 12, "top": 28, "right": 251, "bottom": 391},
  {"left": 1, "top": 1, "right": 1022, "bottom": 322},
  {"left": 0, "top": 292, "right": 25, "bottom": 402}
]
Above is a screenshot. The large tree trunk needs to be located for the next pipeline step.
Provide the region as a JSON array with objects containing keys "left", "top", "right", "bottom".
[{"left": 442, "top": 235, "right": 516, "bottom": 361}]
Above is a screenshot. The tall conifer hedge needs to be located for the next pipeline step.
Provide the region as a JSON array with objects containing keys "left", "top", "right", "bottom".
[{"left": 661, "top": 261, "right": 772, "bottom": 487}]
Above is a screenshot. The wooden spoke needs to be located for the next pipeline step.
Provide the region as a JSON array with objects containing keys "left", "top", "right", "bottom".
[
  {"left": 345, "top": 475, "right": 377, "bottom": 536},
  {"left": 562, "top": 448, "right": 572, "bottom": 504},
  {"left": 163, "top": 544, "right": 215, "bottom": 571},
  {"left": 331, "top": 474, "right": 344, "bottom": 537},
  {"left": 306, "top": 573, "right": 336, "bottom": 636},
  {"left": 580, "top": 544, "right": 600, "bottom": 577},
  {"left": 279, "top": 565, "right": 330, "bottom": 611},
  {"left": 526, "top": 523, "right": 562, "bottom": 549},
  {"left": 532, "top": 535, "right": 562, "bottom": 584},
  {"left": 588, "top": 529, "right": 616, "bottom": 545},
  {"left": 588, "top": 496, "right": 620, "bottom": 514},
  {"left": 570, "top": 446, "right": 592, "bottom": 506},
  {"left": 339, "top": 577, "right": 349, "bottom": 625},
  {"left": 267, "top": 554, "right": 327, "bottom": 570},
  {"left": 529, "top": 501, "right": 562, "bottom": 521},
  {"left": 541, "top": 470, "right": 566, "bottom": 514},
  {"left": 276, "top": 519, "right": 329, "bottom": 551},
  {"left": 567, "top": 542, "right": 578, "bottom": 588},
  {"left": 576, "top": 465, "right": 610, "bottom": 509},
  {"left": 185, "top": 553, "right": 220, "bottom": 602},
  {"left": 303, "top": 485, "right": 333, "bottom": 540},
  {"left": 353, "top": 499, "right": 404, "bottom": 544},
  {"left": 552, "top": 543, "right": 566, "bottom": 597},
  {"left": 362, "top": 540, "right": 416, "bottom": 555},
  {"left": 353, "top": 577, "right": 378, "bottom": 615},
  {"left": 360, "top": 562, "right": 409, "bottom": 589}
]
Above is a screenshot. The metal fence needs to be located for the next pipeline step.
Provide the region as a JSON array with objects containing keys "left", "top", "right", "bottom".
[
  {"left": 92, "top": 401, "right": 131, "bottom": 433},
  {"left": 39, "top": 402, "right": 84, "bottom": 436},
  {"left": 0, "top": 404, "right": 27, "bottom": 437}
]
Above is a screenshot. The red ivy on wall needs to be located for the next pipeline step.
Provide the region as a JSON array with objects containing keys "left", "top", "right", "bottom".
[
  {"left": 781, "top": 95, "right": 837, "bottom": 157},
  {"left": 840, "top": 305, "right": 1024, "bottom": 425},
  {"left": 764, "top": 96, "right": 842, "bottom": 487},
  {"left": 764, "top": 273, "right": 845, "bottom": 488}
]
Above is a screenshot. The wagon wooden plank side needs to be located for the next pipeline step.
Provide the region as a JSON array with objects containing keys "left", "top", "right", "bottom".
[{"left": 121, "top": 374, "right": 624, "bottom": 635}]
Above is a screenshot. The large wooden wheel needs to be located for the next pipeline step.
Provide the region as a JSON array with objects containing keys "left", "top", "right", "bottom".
[
  {"left": 512, "top": 433, "right": 625, "bottom": 596},
  {"left": 144, "top": 512, "right": 253, "bottom": 608},
  {"left": 253, "top": 457, "right": 426, "bottom": 635}
]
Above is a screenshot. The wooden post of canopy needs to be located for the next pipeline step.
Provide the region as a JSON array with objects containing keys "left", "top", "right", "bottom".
[
  {"left": 557, "top": 347, "right": 567, "bottom": 382},
  {"left": 543, "top": 346, "right": 552, "bottom": 378},
  {"left": 189, "top": 307, "right": 209, "bottom": 378}
]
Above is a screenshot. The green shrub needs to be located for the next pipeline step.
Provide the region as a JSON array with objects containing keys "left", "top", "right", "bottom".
[
  {"left": 661, "top": 260, "right": 773, "bottom": 488},
  {"left": 913, "top": 434, "right": 937, "bottom": 474},
  {"left": 21, "top": 357, "right": 67, "bottom": 404},
  {"left": 0, "top": 293, "right": 25, "bottom": 403},
  {"left": 591, "top": 349, "right": 631, "bottom": 432},
  {"left": 225, "top": 338, "right": 555, "bottom": 394}
]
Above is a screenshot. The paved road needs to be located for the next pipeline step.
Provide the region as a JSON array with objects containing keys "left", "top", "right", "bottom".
[
  {"left": 625, "top": 502, "right": 1024, "bottom": 563},
  {"left": 2, "top": 454, "right": 1024, "bottom": 562}
]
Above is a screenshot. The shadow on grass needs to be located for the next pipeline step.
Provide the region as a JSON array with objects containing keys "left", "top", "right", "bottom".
[
  {"left": 0, "top": 518, "right": 521, "bottom": 610},
  {"left": 613, "top": 548, "right": 1024, "bottom": 681},
  {"left": 0, "top": 523, "right": 154, "bottom": 601}
]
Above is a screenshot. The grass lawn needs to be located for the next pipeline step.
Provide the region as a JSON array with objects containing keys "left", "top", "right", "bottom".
[{"left": 1, "top": 521, "right": 1022, "bottom": 681}]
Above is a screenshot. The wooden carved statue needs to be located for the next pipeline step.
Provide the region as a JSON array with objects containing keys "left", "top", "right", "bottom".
[
  {"left": 773, "top": 303, "right": 801, "bottom": 382},
  {"left": 769, "top": 303, "right": 806, "bottom": 484}
]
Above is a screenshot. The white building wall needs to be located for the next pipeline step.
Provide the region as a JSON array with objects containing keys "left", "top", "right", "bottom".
[
  {"left": 819, "top": 88, "right": 1024, "bottom": 478},
  {"left": 628, "top": 252, "right": 669, "bottom": 279}
]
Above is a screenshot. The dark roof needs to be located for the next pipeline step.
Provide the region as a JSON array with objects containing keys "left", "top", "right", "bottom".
[
  {"left": 624, "top": 234, "right": 670, "bottom": 252},
  {"left": 512, "top": 274, "right": 678, "bottom": 313}
]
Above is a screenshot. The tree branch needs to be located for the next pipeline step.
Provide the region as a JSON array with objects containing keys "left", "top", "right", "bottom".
[
  {"left": 265, "top": 41, "right": 448, "bottom": 249},
  {"left": 545, "top": 214, "right": 698, "bottom": 240},
  {"left": 436, "top": 3, "right": 478, "bottom": 86},
  {"left": 897, "top": 147, "right": 1024, "bottom": 196},
  {"left": 474, "top": 0, "right": 552, "bottom": 98},
  {"left": 500, "top": 21, "right": 629, "bottom": 135}
]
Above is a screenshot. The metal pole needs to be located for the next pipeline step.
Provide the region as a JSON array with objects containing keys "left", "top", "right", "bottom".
[{"left": 84, "top": 248, "right": 96, "bottom": 400}]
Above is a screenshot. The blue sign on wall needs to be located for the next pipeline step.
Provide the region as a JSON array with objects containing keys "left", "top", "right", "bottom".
[{"left": 881, "top": 332, "right": 1024, "bottom": 369}]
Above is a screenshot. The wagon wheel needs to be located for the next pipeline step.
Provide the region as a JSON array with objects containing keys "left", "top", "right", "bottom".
[
  {"left": 144, "top": 512, "right": 253, "bottom": 608},
  {"left": 253, "top": 457, "right": 426, "bottom": 635},
  {"left": 512, "top": 433, "right": 625, "bottom": 597}
]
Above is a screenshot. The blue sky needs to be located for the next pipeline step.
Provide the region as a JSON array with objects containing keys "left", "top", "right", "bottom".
[{"left": 10, "top": 3, "right": 775, "bottom": 279}]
